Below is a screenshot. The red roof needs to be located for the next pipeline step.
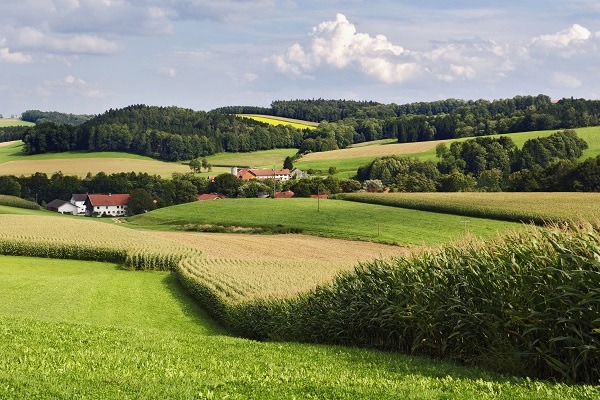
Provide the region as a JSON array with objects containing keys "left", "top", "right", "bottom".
[
  {"left": 275, "top": 190, "right": 294, "bottom": 198},
  {"left": 310, "top": 194, "right": 329, "bottom": 199},
  {"left": 87, "top": 194, "right": 130, "bottom": 206},
  {"left": 197, "top": 193, "right": 226, "bottom": 201}
]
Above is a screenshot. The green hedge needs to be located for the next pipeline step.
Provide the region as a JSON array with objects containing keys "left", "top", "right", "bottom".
[{"left": 177, "top": 224, "right": 600, "bottom": 383}]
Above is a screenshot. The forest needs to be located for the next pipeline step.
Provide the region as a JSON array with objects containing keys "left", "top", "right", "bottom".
[
  {"left": 0, "top": 126, "right": 29, "bottom": 143},
  {"left": 358, "top": 130, "right": 600, "bottom": 192}
]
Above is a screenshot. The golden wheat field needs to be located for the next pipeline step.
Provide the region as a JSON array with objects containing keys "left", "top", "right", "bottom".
[
  {"left": 299, "top": 139, "right": 447, "bottom": 161},
  {"left": 0, "top": 158, "right": 203, "bottom": 177}
]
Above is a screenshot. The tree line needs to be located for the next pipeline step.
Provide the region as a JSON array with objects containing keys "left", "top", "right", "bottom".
[
  {"left": 357, "top": 130, "right": 600, "bottom": 192},
  {"left": 21, "top": 110, "right": 95, "bottom": 125},
  {"left": 22, "top": 105, "right": 309, "bottom": 161},
  {"left": 0, "top": 126, "right": 29, "bottom": 143}
]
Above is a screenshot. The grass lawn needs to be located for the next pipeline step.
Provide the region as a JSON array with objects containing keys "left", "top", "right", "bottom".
[
  {"left": 0, "top": 255, "right": 594, "bottom": 399},
  {"left": 0, "top": 119, "right": 34, "bottom": 127},
  {"left": 205, "top": 148, "right": 298, "bottom": 168},
  {"left": 0, "top": 205, "right": 51, "bottom": 215},
  {"left": 127, "top": 198, "right": 521, "bottom": 246}
]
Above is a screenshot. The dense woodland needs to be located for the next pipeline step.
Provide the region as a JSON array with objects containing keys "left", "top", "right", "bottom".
[
  {"left": 22, "top": 105, "right": 308, "bottom": 161},
  {"left": 21, "top": 110, "right": 94, "bottom": 125},
  {"left": 20, "top": 95, "right": 600, "bottom": 161},
  {"left": 358, "top": 130, "right": 599, "bottom": 192},
  {"left": 0, "top": 126, "right": 29, "bottom": 143}
]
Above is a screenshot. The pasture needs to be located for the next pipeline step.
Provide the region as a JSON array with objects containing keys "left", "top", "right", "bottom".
[
  {"left": 205, "top": 148, "right": 297, "bottom": 168},
  {"left": 0, "top": 118, "right": 34, "bottom": 127},
  {"left": 295, "top": 126, "right": 600, "bottom": 178},
  {"left": 335, "top": 192, "right": 600, "bottom": 224},
  {"left": 127, "top": 198, "right": 521, "bottom": 246},
  {"left": 1, "top": 256, "right": 589, "bottom": 399},
  {"left": 238, "top": 114, "right": 318, "bottom": 129}
]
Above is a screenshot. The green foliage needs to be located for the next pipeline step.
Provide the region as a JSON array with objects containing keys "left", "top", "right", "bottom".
[
  {"left": 0, "top": 194, "right": 40, "bottom": 210},
  {"left": 21, "top": 109, "right": 94, "bottom": 125},
  {"left": 209, "top": 173, "right": 241, "bottom": 197},
  {"left": 283, "top": 155, "right": 294, "bottom": 169},
  {"left": 128, "top": 188, "right": 155, "bottom": 215},
  {"left": 3, "top": 256, "right": 592, "bottom": 398}
]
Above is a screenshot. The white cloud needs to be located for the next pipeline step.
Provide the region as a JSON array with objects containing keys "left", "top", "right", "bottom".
[
  {"left": 552, "top": 72, "right": 582, "bottom": 88},
  {"left": 15, "top": 27, "right": 120, "bottom": 55},
  {"left": 0, "top": 47, "right": 32, "bottom": 63},
  {"left": 269, "top": 13, "right": 420, "bottom": 83},
  {"left": 532, "top": 24, "right": 592, "bottom": 48},
  {"left": 157, "top": 67, "right": 177, "bottom": 78}
]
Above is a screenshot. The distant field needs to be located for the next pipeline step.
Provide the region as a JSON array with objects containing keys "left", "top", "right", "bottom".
[
  {"left": 0, "top": 118, "right": 34, "bottom": 127},
  {"left": 0, "top": 141, "right": 197, "bottom": 176},
  {"left": 127, "top": 198, "right": 521, "bottom": 246},
  {"left": 238, "top": 114, "right": 318, "bottom": 129},
  {"left": 295, "top": 126, "right": 600, "bottom": 177},
  {"left": 205, "top": 148, "right": 298, "bottom": 168},
  {"left": 336, "top": 192, "right": 600, "bottom": 224}
]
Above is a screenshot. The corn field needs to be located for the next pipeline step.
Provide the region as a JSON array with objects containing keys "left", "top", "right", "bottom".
[
  {"left": 0, "top": 195, "right": 41, "bottom": 210},
  {"left": 334, "top": 192, "right": 600, "bottom": 224},
  {"left": 0, "top": 215, "right": 200, "bottom": 270}
]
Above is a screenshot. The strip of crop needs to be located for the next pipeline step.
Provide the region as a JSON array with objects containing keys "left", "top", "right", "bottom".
[{"left": 0, "top": 195, "right": 41, "bottom": 210}]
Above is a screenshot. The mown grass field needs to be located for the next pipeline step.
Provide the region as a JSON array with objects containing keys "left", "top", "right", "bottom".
[
  {"left": 335, "top": 192, "right": 600, "bottom": 224},
  {"left": 1, "top": 256, "right": 591, "bottom": 399},
  {"left": 127, "top": 198, "right": 521, "bottom": 246},
  {"left": 205, "top": 148, "right": 297, "bottom": 168},
  {"left": 0, "top": 141, "right": 194, "bottom": 177},
  {"left": 238, "top": 114, "right": 318, "bottom": 129},
  {"left": 295, "top": 126, "right": 600, "bottom": 178},
  {"left": 0, "top": 118, "right": 34, "bottom": 127}
]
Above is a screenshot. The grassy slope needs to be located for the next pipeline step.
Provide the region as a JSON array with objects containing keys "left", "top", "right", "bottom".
[
  {"left": 295, "top": 126, "right": 600, "bottom": 178},
  {"left": 335, "top": 192, "right": 600, "bottom": 224},
  {"left": 127, "top": 198, "right": 521, "bottom": 246},
  {"left": 205, "top": 148, "right": 298, "bottom": 168},
  {"left": 0, "top": 205, "right": 50, "bottom": 215},
  {"left": 0, "top": 256, "right": 593, "bottom": 399},
  {"left": 0, "top": 119, "right": 35, "bottom": 127}
]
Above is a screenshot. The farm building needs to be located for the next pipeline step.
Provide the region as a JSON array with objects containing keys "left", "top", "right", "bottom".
[
  {"left": 291, "top": 168, "right": 309, "bottom": 179},
  {"left": 69, "top": 194, "right": 88, "bottom": 215},
  {"left": 231, "top": 167, "right": 291, "bottom": 181},
  {"left": 85, "top": 194, "right": 130, "bottom": 217},
  {"left": 46, "top": 199, "right": 79, "bottom": 215},
  {"left": 197, "top": 193, "right": 227, "bottom": 201}
]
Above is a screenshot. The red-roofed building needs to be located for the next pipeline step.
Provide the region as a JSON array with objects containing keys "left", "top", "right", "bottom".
[
  {"left": 275, "top": 190, "right": 295, "bottom": 198},
  {"left": 197, "top": 193, "right": 227, "bottom": 201},
  {"left": 310, "top": 194, "right": 329, "bottom": 199},
  {"left": 85, "top": 194, "right": 130, "bottom": 217},
  {"left": 231, "top": 167, "right": 291, "bottom": 181}
]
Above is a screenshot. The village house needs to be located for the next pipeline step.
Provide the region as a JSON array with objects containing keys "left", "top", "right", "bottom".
[
  {"left": 46, "top": 199, "right": 79, "bottom": 215},
  {"left": 85, "top": 194, "right": 130, "bottom": 217},
  {"left": 230, "top": 167, "right": 291, "bottom": 181},
  {"left": 69, "top": 194, "right": 88, "bottom": 215},
  {"left": 196, "top": 193, "right": 227, "bottom": 201}
]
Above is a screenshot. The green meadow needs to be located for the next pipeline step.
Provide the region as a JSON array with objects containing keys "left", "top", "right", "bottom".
[
  {"left": 0, "top": 119, "right": 35, "bottom": 127},
  {"left": 0, "top": 255, "right": 595, "bottom": 399},
  {"left": 127, "top": 198, "right": 521, "bottom": 246}
]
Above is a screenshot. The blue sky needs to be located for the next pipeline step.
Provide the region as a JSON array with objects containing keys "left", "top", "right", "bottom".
[{"left": 1, "top": 0, "right": 599, "bottom": 116}]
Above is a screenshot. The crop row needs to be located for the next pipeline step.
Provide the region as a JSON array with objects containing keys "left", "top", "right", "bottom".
[
  {"left": 177, "top": 223, "right": 600, "bottom": 383},
  {"left": 0, "top": 195, "right": 41, "bottom": 210},
  {"left": 333, "top": 192, "right": 600, "bottom": 224}
]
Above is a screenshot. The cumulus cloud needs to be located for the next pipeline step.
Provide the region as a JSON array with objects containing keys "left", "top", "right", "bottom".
[
  {"left": 268, "top": 14, "right": 420, "bottom": 83},
  {"left": 0, "top": 47, "right": 32, "bottom": 63},
  {"left": 532, "top": 24, "right": 592, "bottom": 48}
]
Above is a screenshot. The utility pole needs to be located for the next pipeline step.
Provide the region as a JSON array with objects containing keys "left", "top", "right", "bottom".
[
  {"left": 377, "top": 207, "right": 380, "bottom": 237},
  {"left": 317, "top": 186, "right": 320, "bottom": 212}
]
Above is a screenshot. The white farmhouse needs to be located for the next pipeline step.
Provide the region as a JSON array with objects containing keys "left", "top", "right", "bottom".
[
  {"left": 46, "top": 199, "right": 79, "bottom": 215},
  {"left": 70, "top": 194, "right": 88, "bottom": 215},
  {"left": 85, "top": 194, "right": 130, "bottom": 217}
]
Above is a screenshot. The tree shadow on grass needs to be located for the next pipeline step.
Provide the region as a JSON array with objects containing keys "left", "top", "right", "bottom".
[{"left": 160, "top": 272, "right": 231, "bottom": 337}]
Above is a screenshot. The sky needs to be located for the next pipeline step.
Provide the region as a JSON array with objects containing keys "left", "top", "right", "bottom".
[{"left": 1, "top": 0, "right": 599, "bottom": 116}]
